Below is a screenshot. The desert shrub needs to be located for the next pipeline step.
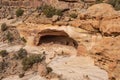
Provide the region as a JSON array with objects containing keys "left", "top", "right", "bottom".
[
  {"left": 22, "top": 54, "right": 42, "bottom": 71},
  {"left": 69, "top": 13, "right": 78, "bottom": 18},
  {"left": 46, "top": 67, "right": 53, "bottom": 74},
  {"left": 6, "top": 31, "right": 13, "bottom": 42},
  {"left": 0, "top": 50, "right": 8, "bottom": 57},
  {"left": 108, "top": 0, "right": 120, "bottom": 10},
  {"left": 1, "top": 23, "right": 8, "bottom": 31},
  {"left": 16, "top": 8, "right": 24, "bottom": 17},
  {"left": 41, "top": 5, "right": 62, "bottom": 18},
  {"left": 55, "top": 9, "right": 63, "bottom": 16},
  {"left": 14, "top": 48, "right": 27, "bottom": 59},
  {"left": 21, "top": 37, "right": 27, "bottom": 43}
]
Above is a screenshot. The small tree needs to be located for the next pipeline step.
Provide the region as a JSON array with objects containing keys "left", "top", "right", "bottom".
[
  {"left": 16, "top": 8, "right": 24, "bottom": 17},
  {"left": 22, "top": 54, "right": 43, "bottom": 71},
  {"left": 13, "top": 48, "right": 27, "bottom": 59},
  {"left": 1, "top": 23, "right": 8, "bottom": 31},
  {"left": 17, "top": 48, "right": 27, "bottom": 59}
]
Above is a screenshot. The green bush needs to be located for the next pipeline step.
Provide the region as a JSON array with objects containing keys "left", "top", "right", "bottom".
[
  {"left": 70, "top": 13, "right": 78, "bottom": 18},
  {"left": 1, "top": 23, "right": 8, "bottom": 31},
  {"left": 14, "top": 48, "right": 27, "bottom": 59},
  {"left": 6, "top": 31, "right": 13, "bottom": 42},
  {"left": 0, "top": 50, "right": 8, "bottom": 57},
  {"left": 41, "top": 5, "right": 62, "bottom": 18},
  {"left": 55, "top": 9, "right": 63, "bottom": 16},
  {"left": 16, "top": 8, "right": 24, "bottom": 17},
  {"left": 108, "top": 0, "right": 120, "bottom": 10},
  {"left": 22, "top": 54, "right": 42, "bottom": 71}
]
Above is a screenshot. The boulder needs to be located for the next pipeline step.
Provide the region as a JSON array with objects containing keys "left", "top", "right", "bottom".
[
  {"left": 100, "top": 18, "right": 120, "bottom": 35},
  {"left": 86, "top": 3, "right": 117, "bottom": 19}
]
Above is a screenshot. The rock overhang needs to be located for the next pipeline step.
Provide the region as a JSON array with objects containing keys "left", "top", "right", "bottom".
[{"left": 34, "top": 29, "right": 78, "bottom": 48}]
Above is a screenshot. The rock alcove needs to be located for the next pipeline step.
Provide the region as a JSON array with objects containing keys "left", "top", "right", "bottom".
[{"left": 34, "top": 29, "right": 78, "bottom": 48}]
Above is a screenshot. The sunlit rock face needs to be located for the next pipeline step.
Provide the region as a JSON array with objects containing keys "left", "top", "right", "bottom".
[{"left": 49, "top": 56, "right": 108, "bottom": 80}]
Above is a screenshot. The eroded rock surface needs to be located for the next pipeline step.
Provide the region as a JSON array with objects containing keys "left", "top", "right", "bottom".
[
  {"left": 91, "top": 36, "right": 120, "bottom": 80},
  {"left": 49, "top": 56, "right": 108, "bottom": 80}
]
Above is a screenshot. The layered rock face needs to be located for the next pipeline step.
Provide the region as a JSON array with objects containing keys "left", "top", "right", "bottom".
[{"left": 91, "top": 36, "right": 120, "bottom": 80}]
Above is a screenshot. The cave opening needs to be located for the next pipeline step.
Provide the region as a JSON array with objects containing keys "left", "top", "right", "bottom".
[{"left": 38, "top": 35, "right": 78, "bottom": 48}]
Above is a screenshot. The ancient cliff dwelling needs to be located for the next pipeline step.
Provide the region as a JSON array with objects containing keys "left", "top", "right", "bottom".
[{"left": 0, "top": 0, "right": 120, "bottom": 80}]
